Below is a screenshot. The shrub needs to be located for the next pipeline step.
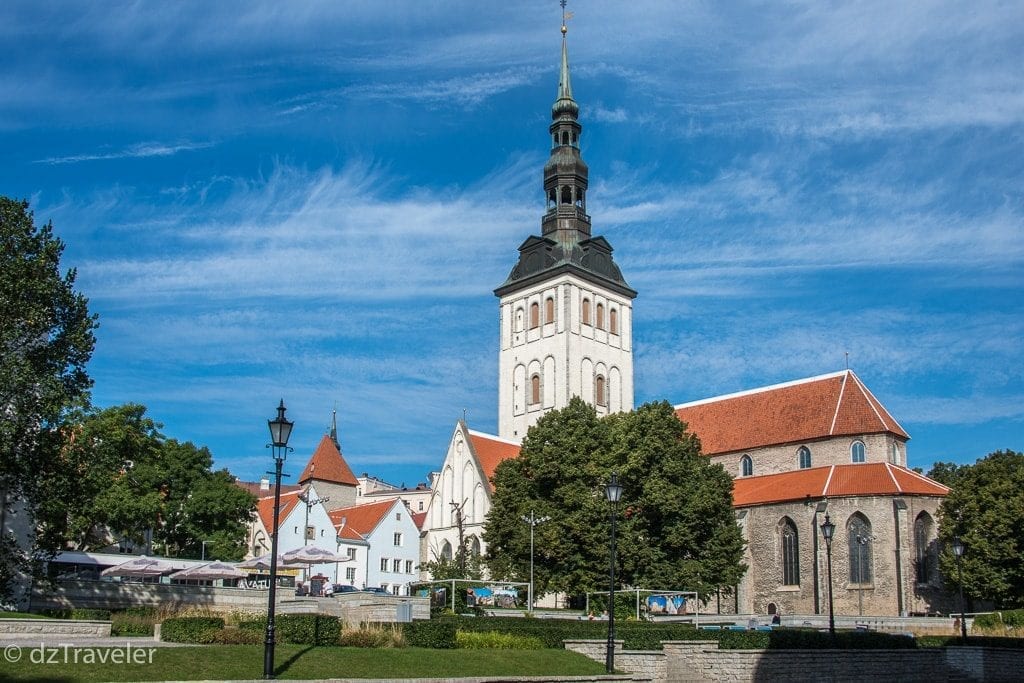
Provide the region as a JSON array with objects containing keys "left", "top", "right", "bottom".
[
  {"left": 238, "top": 617, "right": 266, "bottom": 633},
  {"left": 40, "top": 608, "right": 112, "bottom": 621},
  {"left": 111, "top": 613, "right": 154, "bottom": 636},
  {"left": 276, "top": 614, "right": 341, "bottom": 646},
  {"left": 339, "top": 623, "right": 407, "bottom": 648},
  {"left": 211, "top": 627, "right": 264, "bottom": 645},
  {"left": 975, "top": 610, "right": 1024, "bottom": 633},
  {"left": 160, "top": 616, "right": 225, "bottom": 644},
  {"left": 456, "top": 630, "right": 544, "bottom": 649},
  {"left": 402, "top": 620, "right": 457, "bottom": 648}
]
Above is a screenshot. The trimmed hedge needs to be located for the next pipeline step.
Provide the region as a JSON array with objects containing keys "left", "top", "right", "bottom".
[
  {"left": 160, "top": 616, "right": 225, "bottom": 644},
  {"left": 276, "top": 614, "right": 341, "bottom": 645},
  {"left": 402, "top": 620, "right": 457, "bottom": 648},
  {"left": 919, "top": 635, "right": 1024, "bottom": 649}
]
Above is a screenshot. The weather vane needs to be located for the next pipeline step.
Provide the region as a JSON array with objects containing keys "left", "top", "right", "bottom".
[{"left": 560, "top": 0, "right": 573, "bottom": 34}]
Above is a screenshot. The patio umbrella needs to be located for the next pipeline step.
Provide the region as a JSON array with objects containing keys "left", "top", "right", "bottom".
[
  {"left": 100, "top": 556, "right": 177, "bottom": 578},
  {"left": 281, "top": 546, "right": 350, "bottom": 565},
  {"left": 168, "top": 561, "right": 248, "bottom": 581},
  {"left": 236, "top": 553, "right": 287, "bottom": 571}
]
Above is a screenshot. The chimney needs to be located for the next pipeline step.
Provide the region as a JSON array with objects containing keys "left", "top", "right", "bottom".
[{"left": 259, "top": 477, "right": 270, "bottom": 491}]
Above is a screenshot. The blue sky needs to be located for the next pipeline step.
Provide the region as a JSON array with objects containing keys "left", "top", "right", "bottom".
[{"left": 3, "top": 1, "right": 1021, "bottom": 486}]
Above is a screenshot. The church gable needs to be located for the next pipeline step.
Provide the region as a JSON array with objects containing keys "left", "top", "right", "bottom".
[
  {"left": 674, "top": 370, "right": 908, "bottom": 456},
  {"left": 467, "top": 429, "right": 521, "bottom": 492}
]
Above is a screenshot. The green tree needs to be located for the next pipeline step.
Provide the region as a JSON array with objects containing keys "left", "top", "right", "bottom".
[
  {"left": 483, "top": 398, "right": 745, "bottom": 601},
  {"left": 937, "top": 449, "right": 1024, "bottom": 608},
  {"left": 51, "top": 404, "right": 255, "bottom": 561},
  {"left": 926, "top": 461, "right": 970, "bottom": 488},
  {"left": 0, "top": 197, "right": 97, "bottom": 600}
]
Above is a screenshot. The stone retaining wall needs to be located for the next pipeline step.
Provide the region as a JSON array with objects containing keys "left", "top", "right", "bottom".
[
  {"left": 30, "top": 580, "right": 428, "bottom": 622},
  {"left": 0, "top": 619, "right": 111, "bottom": 640},
  {"left": 565, "top": 639, "right": 1018, "bottom": 683}
]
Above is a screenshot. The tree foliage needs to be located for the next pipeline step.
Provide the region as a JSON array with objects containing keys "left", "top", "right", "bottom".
[
  {"left": 483, "top": 398, "right": 745, "bottom": 600},
  {"left": 39, "top": 404, "right": 256, "bottom": 561},
  {"left": 936, "top": 449, "right": 1024, "bottom": 608},
  {"left": 0, "top": 197, "right": 97, "bottom": 599}
]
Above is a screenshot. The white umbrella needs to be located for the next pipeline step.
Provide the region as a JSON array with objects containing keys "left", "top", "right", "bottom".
[
  {"left": 236, "top": 553, "right": 286, "bottom": 571},
  {"left": 100, "top": 556, "right": 177, "bottom": 578},
  {"left": 168, "top": 561, "right": 248, "bottom": 581},
  {"left": 282, "top": 545, "right": 350, "bottom": 565}
]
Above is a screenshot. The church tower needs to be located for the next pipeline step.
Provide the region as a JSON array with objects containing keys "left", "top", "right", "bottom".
[{"left": 495, "top": 12, "right": 636, "bottom": 441}]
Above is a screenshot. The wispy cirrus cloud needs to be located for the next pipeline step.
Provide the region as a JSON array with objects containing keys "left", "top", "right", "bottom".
[{"left": 35, "top": 140, "right": 214, "bottom": 165}]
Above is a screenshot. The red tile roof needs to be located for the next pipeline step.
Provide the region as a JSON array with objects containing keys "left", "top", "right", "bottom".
[
  {"left": 411, "top": 511, "right": 427, "bottom": 530},
  {"left": 236, "top": 480, "right": 302, "bottom": 498},
  {"left": 468, "top": 429, "right": 521, "bottom": 491},
  {"left": 256, "top": 489, "right": 304, "bottom": 532},
  {"left": 328, "top": 499, "right": 396, "bottom": 539},
  {"left": 297, "top": 435, "right": 359, "bottom": 486},
  {"left": 675, "top": 370, "right": 909, "bottom": 456},
  {"left": 732, "top": 463, "right": 949, "bottom": 507}
]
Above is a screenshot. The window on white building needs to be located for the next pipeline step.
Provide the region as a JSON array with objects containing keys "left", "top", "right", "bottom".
[
  {"left": 418, "top": 501, "right": 424, "bottom": 511},
  {"left": 380, "top": 558, "right": 388, "bottom": 572},
  {"left": 391, "top": 585, "right": 401, "bottom": 595},
  {"left": 305, "top": 526, "right": 315, "bottom": 540},
  {"left": 346, "top": 548, "right": 356, "bottom": 559},
  {"left": 345, "top": 567, "right": 355, "bottom": 581},
  {"left": 405, "top": 560, "right": 413, "bottom": 573},
  {"left": 392, "top": 559, "right": 401, "bottom": 572},
  {"left": 395, "top": 513, "right": 401, "bottom": 521},
  {"left": 394, "top": 532, "right": 402, "bottom": 546}
]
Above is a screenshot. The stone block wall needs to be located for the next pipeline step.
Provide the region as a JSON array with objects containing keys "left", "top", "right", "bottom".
[{"left": 0, "top": 619, "right": 111, "bottom": 640}]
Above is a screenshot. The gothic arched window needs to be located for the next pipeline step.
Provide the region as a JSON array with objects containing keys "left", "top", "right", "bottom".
[
  {"left": 440, "top": 540, "right": 453, "bottom": 561},
  {"left": 798, "top": 446, "right": 812, "bottom": 469},
  {"left": 595, "top": 375, "right": 607, "bottom": 406},
  {"left": 848, "top": 514, "right": 873, "bottom": 584},
  {"left": 781, "top": 518, "right": 800, "bottom": 586},
  {"left": 609, "top": 308, "right": 618, "bottom": 335},
  {"left": 851, "top": 440, "right": 866, "bottom": 463},
  {"left": 529, "top": 302, "right": 539, "bottom": 329},
  {"left": 545, "top": 296, "right": 555, "bottom": 324},
  {"left": 914, "top": 512, "right": 935, "bottom": 584},
  {"left": 582, "top": 298, "right": 591, "bottom": 325},
  {"left": 740, "top": 454, "right": 753, "bottom": 477},
  {"left": 530, "top": 374, "right": 541, "bottom": 405}
]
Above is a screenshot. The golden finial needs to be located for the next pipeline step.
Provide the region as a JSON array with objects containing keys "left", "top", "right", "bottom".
[{"left": 560, "top": 0, "right": 573, "bottom": 34}]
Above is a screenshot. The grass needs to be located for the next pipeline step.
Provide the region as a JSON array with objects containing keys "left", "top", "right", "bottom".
[
  {"left": 0, "top": 612, "right": 47, "bottom": 620},
  {"left": 0, "top": 645, "right": 606, "bottom": 682}
]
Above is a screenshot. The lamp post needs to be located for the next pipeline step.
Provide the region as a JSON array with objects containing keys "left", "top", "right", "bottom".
[
  {"left": 521, "top": 511, "right": 550, "bottom": 612},
  {"left": 820, "top": 514, "right": 836, "bottom": 637},
  {"left": 604, "top": 472, "right": 623, "bottom": 674},
  {"left": 263, "top": 400, "right": 294, "bottom": 680},
  {"left": 201, "top": 540, "right": 210, "bottom": 561},
  {"left": 952, "top": 537, "right": 967, "bottom": 642}
]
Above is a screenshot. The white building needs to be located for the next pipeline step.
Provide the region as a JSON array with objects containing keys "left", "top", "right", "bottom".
[{"left": 329, "top": 498, "right": 421, "bottom": 595}]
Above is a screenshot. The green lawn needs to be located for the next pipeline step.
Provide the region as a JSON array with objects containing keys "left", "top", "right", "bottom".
[
  {"left": 0, "top": 613, "right": 48, "bottom": 620},
  {"left": 0, "top": 644, "right": 606, "bottom": 682}
]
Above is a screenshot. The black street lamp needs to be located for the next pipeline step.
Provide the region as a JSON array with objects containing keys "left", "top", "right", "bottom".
[
  {"left": 521, "top": 511, "right": 550, "bottom": 612},
  {"left": 952, "top": 537, "right": 968, "bottom": 642},
  {"left": 820, "top": 513, "right": 836, "bottom": 638},
  {"left": 604, "top": 472, "right": 623, "bottom": 674},
  {"left": 264, "top": 400, "right": 294, "bottom": 680}
]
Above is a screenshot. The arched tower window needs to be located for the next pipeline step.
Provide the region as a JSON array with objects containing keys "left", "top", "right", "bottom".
[
  {"left": 890, "top": 442, "right": 901, "bottom": 465},
  {"left": 798, "top": 446, "right": 812, "bottom": 469},
  {"left": 470, "top": 536, "right": 482, "bottom": 557},
  {"left": 914, "top": 512, "right": 935, "bottom": 584},
  {"left": 561, "top": 185, "right": 572, "bottom": 204},
  {"left": 561, "top": 131, "right": 569, "bottom": 145},
  {"left": 780, "top": 518, "right": 800, "bottom": 586},
  {"left": 851, "top": 440, "right": 866, "bottom": 463},
  {"left": 848, "top": 514, "right": 873, "bottom": 584},
  {"left": 571, "top": 131, "right": 578, "bottom": 146},
  {"left": 595, "top": 375, "right": 607, "bottom": 406},
  {"left": 529, "top": 302, "right": 539, "bottom": 329},
  {"left": 582, "top": 298, "right": 591, "bottom": 325},
  {"left": 530, "top": 374, "right": 541, "bottom": 405},
  {"left": 515, "top": 307, "right": 524, "bottom": 333},
  {"left": 547, "top": 188, "right": 556, "bottom": 208},
  {"left": 596, "top": 303, "right": 605, "bottom": 329},
  {"left": 545, "top": 296, "right": 555, "bottom": 324},
  {"left": 575, "top": 190, "right": 584, "bottom": 208},
  {"left": 609, "top": 308, "right": 618, "bottom": 334},
  {"left": 740, "top": 454, "right": 753, "bottom": 477}
]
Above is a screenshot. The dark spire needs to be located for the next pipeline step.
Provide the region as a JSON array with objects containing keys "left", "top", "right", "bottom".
[
  {"left": 329, "top": 405, "right": 340, "bottom": 451},
  {"left": 495, "top": 4, "right": 634, "bottom": 300}
]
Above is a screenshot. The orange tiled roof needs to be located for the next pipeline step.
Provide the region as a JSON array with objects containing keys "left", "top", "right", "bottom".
[
  {"left": 328, "top": 499, "right": 395, "bottom": 538},
  {"left": 675, "top": 370, "right": 909, "bottom": 456},
  {"left": 411, "top": 511, "right": 427, "bottom": 530},
  {"left": 236, "top": 480, "right": 302, "bottom": 498},
  {"left": 297, "top": 435, "right": 359, "bottom": 486},
  {"left": 256, "top": 489, "right": 304, "bottom": 532},
  {"left": 468, "top": 429, "right": 521, "bottom": 491},
  {"left": 732, "top": 463, "right": 949, "bottom": 507}
]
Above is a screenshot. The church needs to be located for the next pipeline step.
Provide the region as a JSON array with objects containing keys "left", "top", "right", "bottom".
[{"left": 420, "top": 18, "right": 951, "bottom": 618}]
